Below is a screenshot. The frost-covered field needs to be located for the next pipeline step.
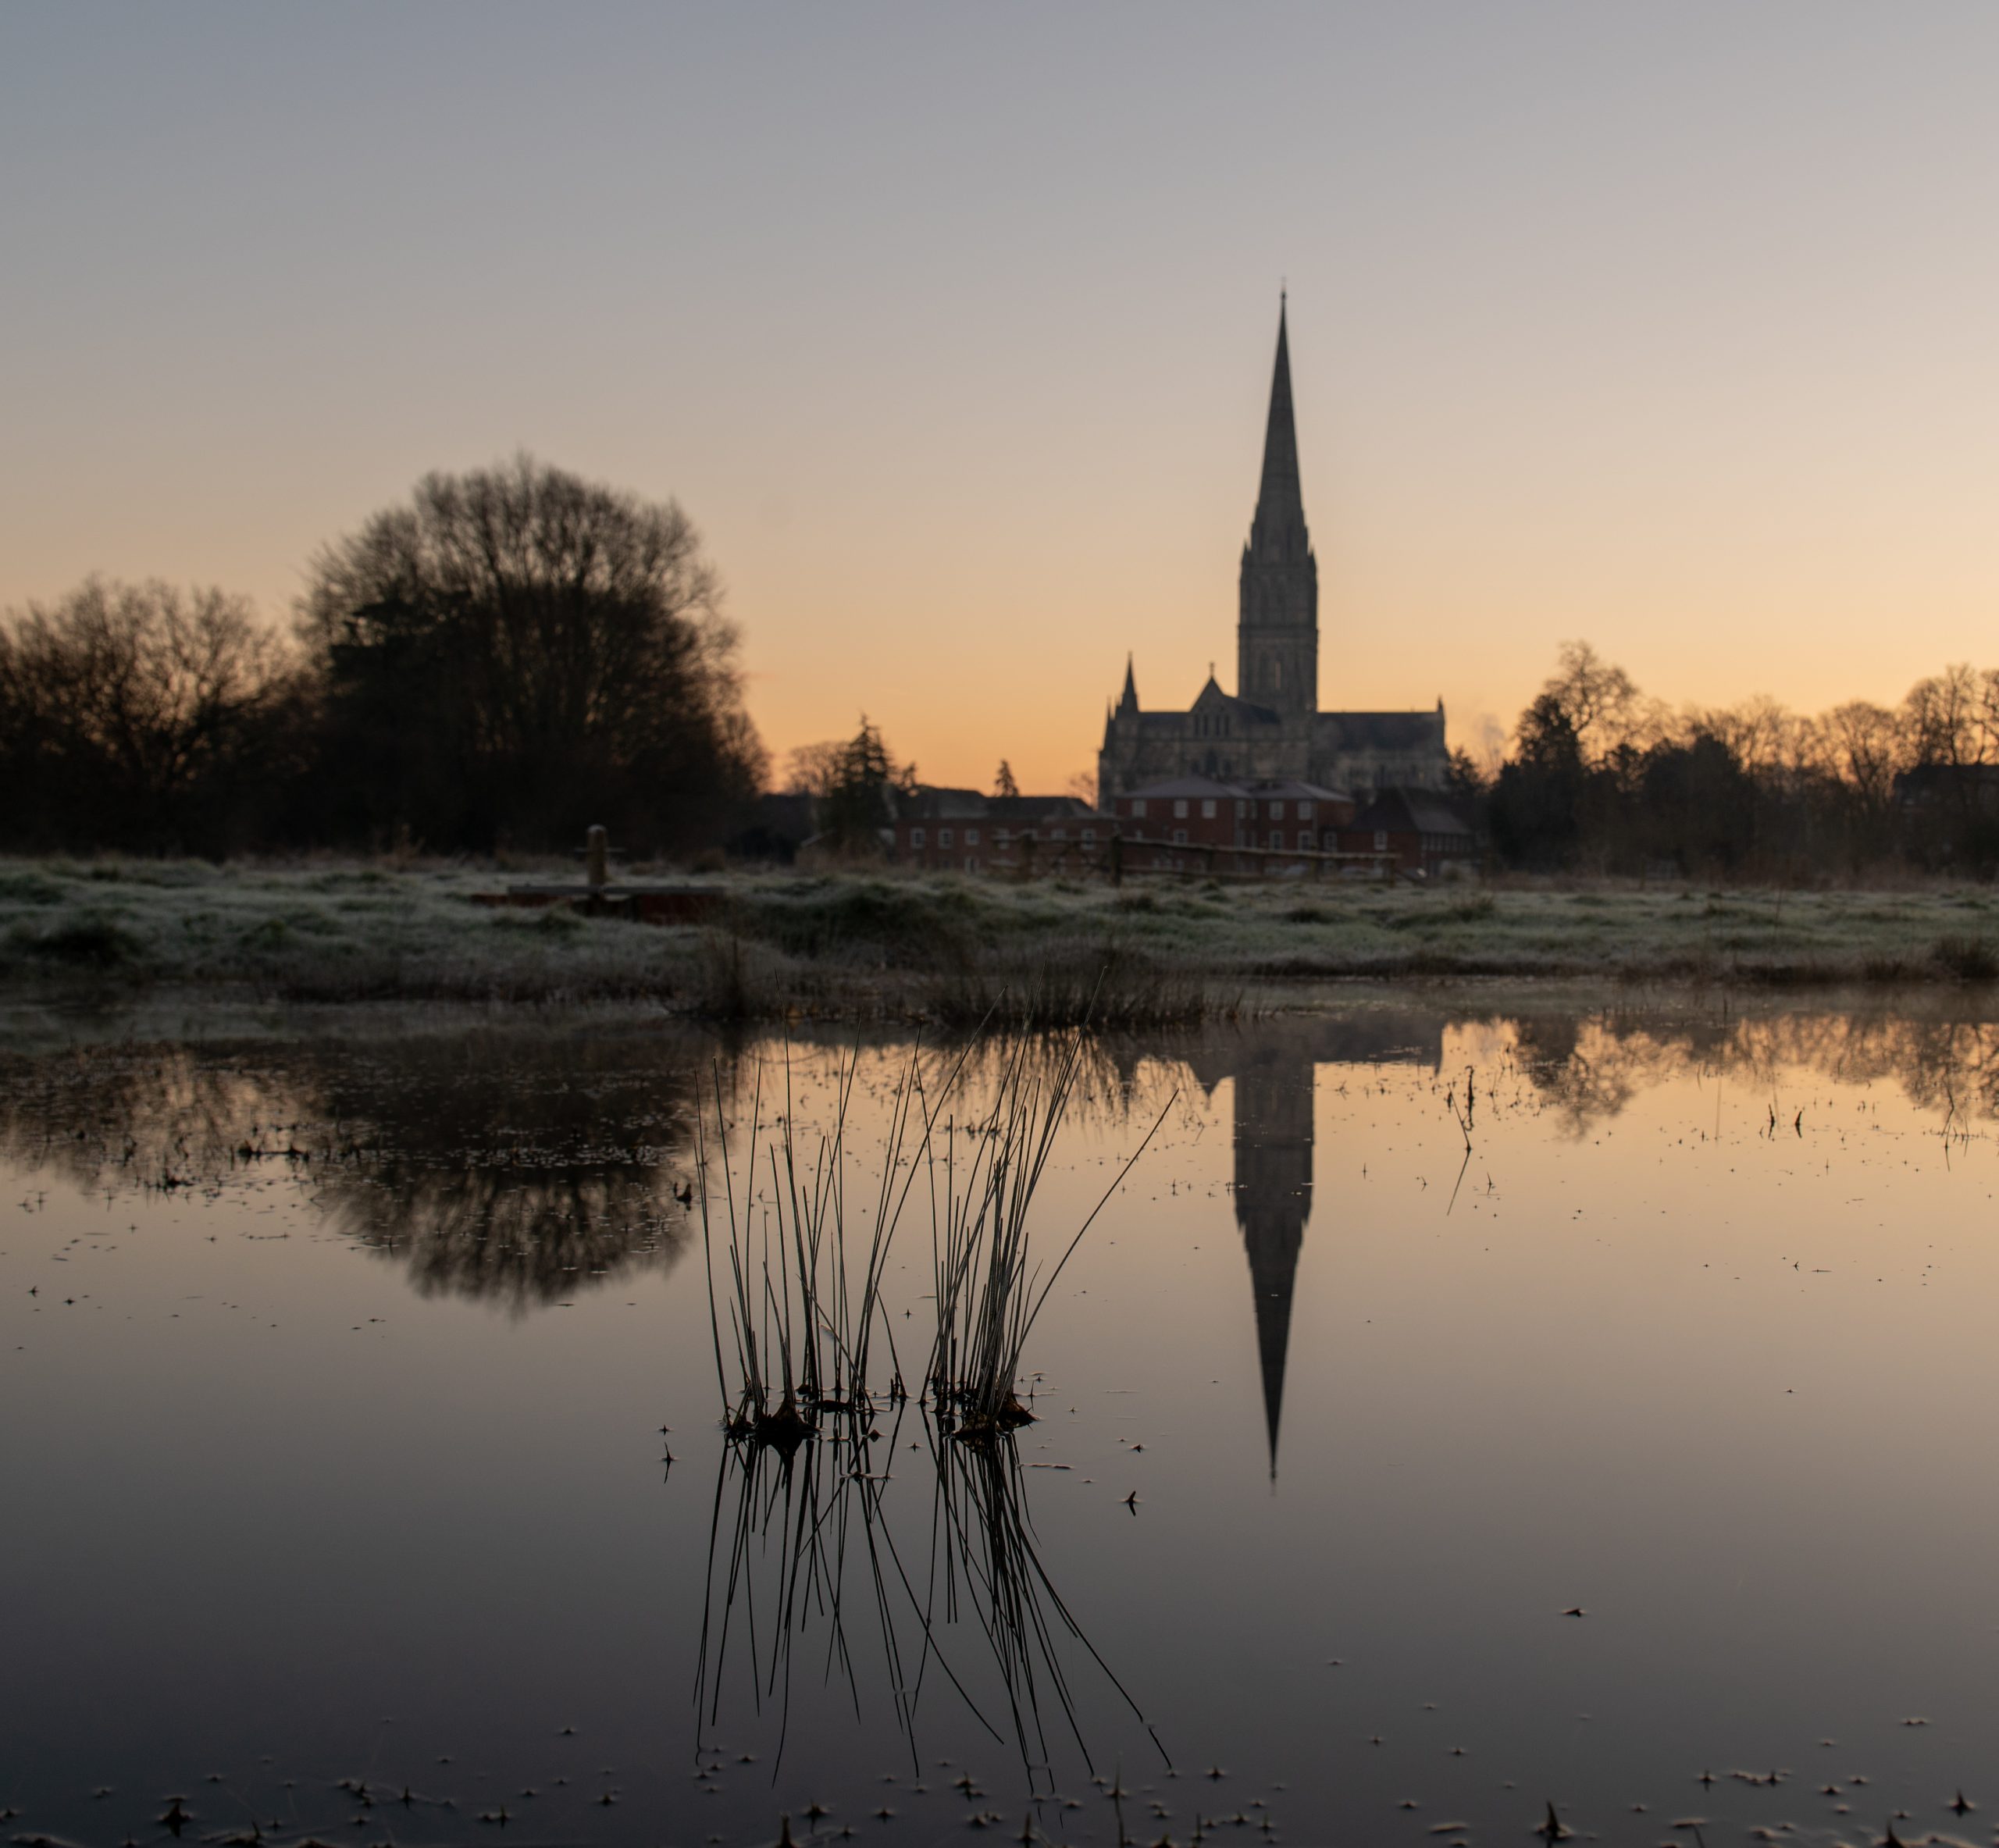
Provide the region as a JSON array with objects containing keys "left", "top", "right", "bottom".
[{"left": 2, "top": 856, "right": 1997, "bottom": 1013}]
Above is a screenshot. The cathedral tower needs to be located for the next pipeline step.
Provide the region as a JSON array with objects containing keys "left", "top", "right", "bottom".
[{"left": 1236, "top": 295, "right": 1318, "bottom": 717}]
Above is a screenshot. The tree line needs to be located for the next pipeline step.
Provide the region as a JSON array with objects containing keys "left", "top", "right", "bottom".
[
  {"left": 1461, "top": 642, "right": 1999, "bottom": 876},
  {"left": 0, "top": 458, "right": 765, "bottom": 856}
]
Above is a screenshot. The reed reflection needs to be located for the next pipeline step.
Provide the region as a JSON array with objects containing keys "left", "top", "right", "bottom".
[{"left": 697, "top": 1401, "right": 1162, "bottom": 1795}]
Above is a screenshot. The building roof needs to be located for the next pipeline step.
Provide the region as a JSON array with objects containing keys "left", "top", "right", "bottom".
[
  {"left": 1352, "top": 788, "right": 1474, "bottom": 837},
  {"left": 1244, "top": 778, "right": 1352, "bottom": 804},
  {"left": 893, "top": 785, "right": 989, "bottom": 821},
  {"left": 895, "top": 788, "right": 1110, "bottom": 824},
  {"left": 1119, "top": 775, "right": 1252, "bottom": 802},
  {"left": 1313, "top": 710, "right": 1446, "bottom": 750},
  {"left": 985, "top": 794, "right": 1106, "bottom": 824}
]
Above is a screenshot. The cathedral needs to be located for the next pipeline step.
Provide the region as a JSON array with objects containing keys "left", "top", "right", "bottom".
[{"left": 1097, "top": 300, "right": 1450, "bottom": 803}]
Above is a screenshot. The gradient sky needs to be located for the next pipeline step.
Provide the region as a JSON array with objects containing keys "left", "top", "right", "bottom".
[{"left": 5, "top": 4, "right": 1998, "bottom": 793}]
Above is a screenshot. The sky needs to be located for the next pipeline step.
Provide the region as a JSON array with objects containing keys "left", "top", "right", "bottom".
[{"left": 5, "top": 3, "right": 1999, "bottom": 794}]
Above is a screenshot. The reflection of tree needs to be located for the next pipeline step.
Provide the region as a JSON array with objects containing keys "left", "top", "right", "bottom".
[
  {"left": 0, "top": 1029, "right": 708, "bottom": 1309},
  {"left": 1502, "top": 1002, "right": 1999, "bottom": 1132}
]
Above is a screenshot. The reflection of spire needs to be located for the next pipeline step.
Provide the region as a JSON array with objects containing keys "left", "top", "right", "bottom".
[{"left": 1231, "top": 1050, "right": 1313, "bottom": 1479}]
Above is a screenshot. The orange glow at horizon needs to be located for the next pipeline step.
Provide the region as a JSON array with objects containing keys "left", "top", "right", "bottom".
[{"left": 5, "top": 5, "right": 1999, "bottom": 802}]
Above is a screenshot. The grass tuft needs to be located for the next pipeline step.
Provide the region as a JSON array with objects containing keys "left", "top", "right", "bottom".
[{"left": 1932, "top": 935, "right": 1998, "bottom": 981}]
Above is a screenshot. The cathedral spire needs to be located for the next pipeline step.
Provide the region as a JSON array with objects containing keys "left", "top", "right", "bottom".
[
  {"left": 1238, "top": 294, "right": 1318, "bottom": 714},
  {"left": 1118, "top": 653, "right": 1139, "bottom": 714},
  {"left": 1253, "top": 293, "right": 1305, "bottom": 542}
]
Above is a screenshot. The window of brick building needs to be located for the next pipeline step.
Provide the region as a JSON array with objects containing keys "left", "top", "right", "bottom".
[
  {"left": 939, "top": 828, "right": 953, "bottom": 848},
  {"left": 1174, "top": 799, "right": 1188, "bottom": 819},
  {"left": 1299, "top": 800, "right": 1314, "bottom": 821},
  {"left": 1375, "top": 830, "right": 1388, "bottom": 851},
  {"left": 965, "top": 828, "right": 980, "bottom": 846},
  {"left": 1131, "top": 799, "right": 1147, "bottom": 818},
  {"left": 1269, "top": 800, "right": 1285, "bottom": 820},
  {"left": 1081, "top": 828, "right": 1096, "bottom": 846},
  {"left": 1201, "top": 799, "right": 1217, "bottom": 818},
  {"left": 1173, "top": 828, "right": 1188, "bottom": 845},
  {"left": 1269, "top": 830, "right": 1283, "bottom": 849},
  {"left": 910, "top": 828, "right": 925, "bottom": 847}
]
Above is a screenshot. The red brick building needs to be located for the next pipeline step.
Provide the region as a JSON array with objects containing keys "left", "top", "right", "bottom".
[
  {"left": 889, "top": 789, "right": 1113, "bottom": 874},
  {"left": 1114, "top": 777, "right": 1356, "bottom": 851},
  {"left": 1336, "top": 788, "right": 1477, "bottom": 876}
]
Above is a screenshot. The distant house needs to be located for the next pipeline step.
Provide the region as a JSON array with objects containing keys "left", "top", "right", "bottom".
[
  {"left": 1337, "top": 788, "right": 1476, "bottom": 876},
  {"left": 889, "top": 787, "right": 1111, "bottom": 874},
  {"left": 1111, "top": 777, "right": 1356, "bottom": 852}
]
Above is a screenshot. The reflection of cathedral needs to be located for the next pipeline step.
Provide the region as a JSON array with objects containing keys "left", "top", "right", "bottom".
[{"left": 1185, "top": 1011, "right": 1444, "bottom": 1476}]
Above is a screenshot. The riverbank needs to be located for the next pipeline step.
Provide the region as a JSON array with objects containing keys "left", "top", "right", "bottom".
[{"left": 3, "top": 856, "right": 1996, "bottom": 1017}]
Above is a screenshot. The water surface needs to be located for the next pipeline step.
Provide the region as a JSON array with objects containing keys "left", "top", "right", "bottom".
[{"left": 5, "top": 999, "right": 1998, "bottom": 1847}]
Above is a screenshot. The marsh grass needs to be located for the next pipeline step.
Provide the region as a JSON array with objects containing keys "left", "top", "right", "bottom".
[
  {"left": 927, "top": 1033, "right": 1173, "bottom": 1438},
  {"left": 920, "top": 940, "right": 1224, "bottom": 1030},
  {"left": 697, "top": 1029, "right": 1172, "bottom": 1448},
  {"left": 697, "top": 1042, "right": 946, "bottom": 1446},
  {"left": 1933, "top": 935, "right": 1998, "bottom": 981},
  {"left": 9, "top": 857, "right": 1999, "bottom": 1006}
]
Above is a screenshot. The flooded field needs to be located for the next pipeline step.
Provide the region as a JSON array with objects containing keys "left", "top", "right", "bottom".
[{"left": 5, "top": 995, "right": 1999, "bottom": 1848}]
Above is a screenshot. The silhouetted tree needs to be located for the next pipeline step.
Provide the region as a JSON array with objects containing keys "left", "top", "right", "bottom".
[
  {"left": 296, "top": 455, "right": 764, "bottom": 852},
  {"left": 815, "top": 716, "right": 914, "bottom": 856},
  {"left": 0, "top": 577, "right": 300, "bottom": 852},
  {"left": 993, "top": 759, "right": 1019, "bottom": 798},
  {"left": 1488, "top": 693, "right": 1585, "bottom": 867}
]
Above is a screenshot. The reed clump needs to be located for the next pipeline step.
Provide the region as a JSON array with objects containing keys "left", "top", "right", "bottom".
[
  {"left": 921, "top": 940, "right": 1223, "bottom": 1030},
  {"left": 696, "top": 1030, "right": 1171, "bottom": 1451}
]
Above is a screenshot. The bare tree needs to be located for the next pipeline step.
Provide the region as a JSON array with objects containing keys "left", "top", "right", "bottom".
[
  {"left": 0, "top": 577, "right": 294, "bottom": 848},
  {"left": 1536, "top": 640, "right": 1656, "bottom": 764}
]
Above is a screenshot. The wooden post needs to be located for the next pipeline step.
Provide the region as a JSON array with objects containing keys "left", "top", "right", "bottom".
[
  {"left": 586, "top": 824, "right": 609, "bottom": 891},
  {"left": 1110, "top": 833, "right": 1124, "bottom": 886}
]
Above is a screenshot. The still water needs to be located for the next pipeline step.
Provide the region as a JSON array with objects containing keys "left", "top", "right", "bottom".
[{"left": 5, "top": 997, "right": 1998, "bottom": 1848}]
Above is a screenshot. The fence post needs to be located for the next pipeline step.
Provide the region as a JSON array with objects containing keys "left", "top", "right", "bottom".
[
  {"left": 1110, "top": 833, "right": 1124, "bottom": 886},
  {"left": 586, "top": 824, "right": 609, "bottom": 891}
]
